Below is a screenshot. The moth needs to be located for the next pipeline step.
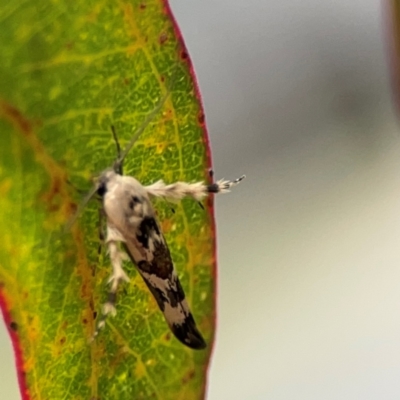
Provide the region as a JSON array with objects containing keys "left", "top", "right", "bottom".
[{"left": 70, "top": 89, "right": 245, "bottom": 350}]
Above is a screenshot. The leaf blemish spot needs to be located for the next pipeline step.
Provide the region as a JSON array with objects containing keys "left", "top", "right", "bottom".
[
  {"left": 68, "top": 202, "right": 77, "bottom": 214},
  {"left": 198, "top": 112, "right": 205, "bottom": 126},
  {"left": 9, "top": 321, "right": 18, "bottom": 331},
  {"left": 0, "top": 102, "right": 33, "bottom": 136},
  {"left": 180, "top": 50, "right": 188, "bottom": 60},
  {"left": 182, "top": 369, "right": 195, "bottom": 384},
  {"left": 159, "top": 32, "right": 167, "bottom": 44}
]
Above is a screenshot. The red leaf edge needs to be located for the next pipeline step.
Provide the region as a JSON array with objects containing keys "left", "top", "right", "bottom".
[
  {"left": 162, "top": 1, "right": 217, "bottom": 397},
  {"left": 0, "top": 292, "right": 31, "bottom": 400}
]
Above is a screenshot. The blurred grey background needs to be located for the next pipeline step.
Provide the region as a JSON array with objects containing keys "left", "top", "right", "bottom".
[{"left": 2, "top": 0, "right": 400, "bottom": 399}]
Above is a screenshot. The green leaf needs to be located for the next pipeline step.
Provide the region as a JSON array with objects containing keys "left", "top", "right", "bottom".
[{"left": 0, "top": 1, "right": 215, "bottom": 399}]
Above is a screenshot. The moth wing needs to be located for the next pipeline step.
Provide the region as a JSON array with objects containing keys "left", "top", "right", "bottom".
[{"left": 124, "top": 220, "right": 206, "bottom": 350}]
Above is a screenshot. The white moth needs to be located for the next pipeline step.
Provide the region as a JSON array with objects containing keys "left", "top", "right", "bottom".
[{"left": 71, "top": 89, "right": 245, "bottom": 350}]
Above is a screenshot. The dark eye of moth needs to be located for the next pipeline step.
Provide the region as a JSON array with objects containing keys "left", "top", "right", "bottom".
[
  {"left": 129, "top": 196, "right": 140, "bottom": 209},
  {"left": 97, "top": 183, "right": 107, "bottom": 197}
]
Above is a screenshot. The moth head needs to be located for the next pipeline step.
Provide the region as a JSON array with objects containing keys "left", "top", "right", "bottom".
[
  {"left": 65, "top": 169, "right": 115, "bottom": 230},
  {"left": 96, "top": 168, "right": 117, "bottom": 197}
]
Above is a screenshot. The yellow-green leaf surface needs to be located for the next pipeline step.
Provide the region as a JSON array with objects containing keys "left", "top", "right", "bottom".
[{"left": 0, "top": 1, "right": 215, "bottom": 399}]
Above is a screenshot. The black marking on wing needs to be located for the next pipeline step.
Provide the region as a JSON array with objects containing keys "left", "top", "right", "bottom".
[
  {"left": 129, "top": 195, "right": 140, "bottom": 210},
  {"left": 137, "top": 239, "right": 173, "bottom": 279},
  {"left": 136, "top": 216, "right": 161, "bottom": 250},
  {"left": 137, "top": 267, "right": 185, "bottom": 311},
  {"left": 170, "top": 316, "right": 206, "bottom": 350},
  {"left": 138, "top": 270, "right": 206, "bottom": 350}
]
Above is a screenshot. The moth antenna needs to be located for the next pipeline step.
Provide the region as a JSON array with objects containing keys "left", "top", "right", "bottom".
[
  {"left": 65, "top": 184, "right": 98, "bottom": 231},
  {"left": 115, "top": 67, "right": 178, "bottom": 169},
  {"left": 111, "top": 125, "right": 122, "bottom": 158},
  {"left": 111, "top": 125, "right": 123, "bottom": 175}
]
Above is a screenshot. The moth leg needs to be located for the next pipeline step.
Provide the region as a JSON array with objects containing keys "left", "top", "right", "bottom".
[
  {"left": 159, "top": 196, "right": 176, "bottom": 214},
  {"left": 91, "top": 227, "right": 129, "bottom": 341},
  {"left": 144, "top": 174, "right": 246, "bottom": 202},
  {"left": 97, "top": 207, "right": 106, "bottom": 256},
  {"left": 207, "top": 175, "right": 246, "bottom": 193},
  {"left": 107, "top": 240, "right": 130, "bottom": 288},
  {"left": 196, "top": 169, "right": 213, "bottom": 209}
]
